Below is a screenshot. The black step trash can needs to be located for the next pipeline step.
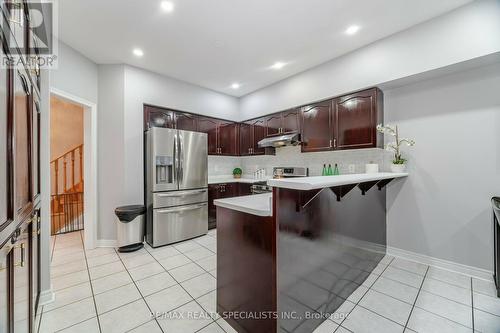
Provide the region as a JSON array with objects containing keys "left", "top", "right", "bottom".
[{"left": 115, "top": 205, "right": 146, "bottom": 253}]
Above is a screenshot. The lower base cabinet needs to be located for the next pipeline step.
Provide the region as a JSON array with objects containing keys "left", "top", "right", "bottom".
[
  {"left": 208, "top": 182, "right": 255, "bottom": 229},
  {"left": 0, "top": 211, "right": 40, "bottom": 333}
]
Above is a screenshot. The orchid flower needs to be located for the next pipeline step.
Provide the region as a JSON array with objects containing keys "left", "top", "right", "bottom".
[{"left": 377, "top": 124, "right": 415, "bottom": 164}]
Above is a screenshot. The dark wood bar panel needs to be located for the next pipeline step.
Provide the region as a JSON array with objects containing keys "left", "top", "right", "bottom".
[{"left": 216, "top": 206, "right": 277, "bottom": 333}]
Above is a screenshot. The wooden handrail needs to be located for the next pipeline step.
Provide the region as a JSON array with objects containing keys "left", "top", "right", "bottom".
[{"left": 51, "top": 144, "right": 84, "bottom": 195}]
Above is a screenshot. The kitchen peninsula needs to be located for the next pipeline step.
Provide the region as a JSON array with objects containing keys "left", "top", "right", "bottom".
[{"left": 215, "top": 172, "right": 408, "bottom": 333}]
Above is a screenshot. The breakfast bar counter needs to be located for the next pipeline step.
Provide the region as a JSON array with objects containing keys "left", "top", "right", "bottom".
[{"left": 216, "top": 173, "right": 408, "bottom": 333}]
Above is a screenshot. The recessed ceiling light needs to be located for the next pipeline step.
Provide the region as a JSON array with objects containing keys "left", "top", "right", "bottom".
[
  {"left": 132, "top": 48, "right": 144, "bottom": 57},
  {"left": 231, "top": 83, "right": 240, "bottom": 89},
  {"left": 345, "top": 25, "right": 360, "bottom": 35},
  {"left": 270, "top": 62, "right": 286, "bottom": 70},
  {"left": 160, "top": 1, "right": 174, "bottom": 12}
]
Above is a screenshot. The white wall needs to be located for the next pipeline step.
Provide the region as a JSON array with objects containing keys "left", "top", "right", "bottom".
[
  {"left": 239, "top": 0, "right": 500, "bottom": 120},
  {"left": 385, "top": 62, "right": 500, "bottom": 271},
  {"left": 51, "top": 41, "right": 98, "bottom": 104},
  {"left": 96, "top": 65, "right": 125, "bottom": 241}
]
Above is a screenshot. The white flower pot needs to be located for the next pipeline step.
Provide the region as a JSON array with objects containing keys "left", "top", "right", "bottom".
[{"left": 390, "top": 164, "right": 406, "bottom": 173}]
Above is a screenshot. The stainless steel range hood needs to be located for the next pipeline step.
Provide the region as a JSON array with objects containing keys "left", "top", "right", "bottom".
[{"left": 257, "top": 132, "right": 300, "bottom": 148}]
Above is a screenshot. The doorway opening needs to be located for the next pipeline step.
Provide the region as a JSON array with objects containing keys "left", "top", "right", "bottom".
[{"left": 50, "top": 95, "right": 84, "bottom": 236}]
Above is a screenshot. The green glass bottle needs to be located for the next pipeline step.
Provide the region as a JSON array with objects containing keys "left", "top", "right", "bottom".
[
  {"left": 333, "top": 163, "right": 340, "bottom": 176},
  {"left": 327, "top": 164, "right": 333, "bottom": 176},
  {"left": 322, "top": 164, "right": 327, "bottom": 176}
]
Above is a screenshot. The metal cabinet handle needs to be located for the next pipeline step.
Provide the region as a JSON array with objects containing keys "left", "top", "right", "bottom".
[
  {"left": 333, "top": 138, "right": 337, "bottom": 148},
  {"left": 329, "top": 139, "right": 332, "bottom": 148},
  {"left": 157, "top": 203, "right": 207, "bottom": 214},
  {"left": 157, "top": 190, "right": 207, "bottom": 197}
]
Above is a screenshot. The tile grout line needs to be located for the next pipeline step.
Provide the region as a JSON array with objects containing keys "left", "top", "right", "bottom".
[
  {"left": 143, "top": 243, "right": 224, "bottom": 332},
  {"left": 336, "top": 256, "right": 395, "bottom": 330},
  {"left": 114, "top": 247, "right": 166, "bottom": 333},
  {"left": 80, "top": 230, "right": 103, "bottom": 333},
  {"left": 403, "top": 265, "right": 429, "bottom": 330},
  {"left": 471, "top": 278, "right": 475, "bottom": 332}
]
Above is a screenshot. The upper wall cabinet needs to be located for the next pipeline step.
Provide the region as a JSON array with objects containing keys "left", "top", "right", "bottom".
[
  {"left": 197, "top": 117, "right": 219, "bottom": 155},
  {"left": 217, "top": 121, "right": 239, "bottom": 156},
  {"left": 333, "top": 88, "right": 383, "bottom": 150},
  {"left": 175, "top": 112, "right": 198, "bottom": 132},
  {"left": 240, "top": 118, "right": 268, "bottom": 155},
  {"left": 264, "top": 109, "right": 300, "bottom": 137},
  {"left": 144, "top": 105, "right": 175, "bottom": 130},
  {"left": 300, "top": 101, "right": 332, "bottom": 152}
]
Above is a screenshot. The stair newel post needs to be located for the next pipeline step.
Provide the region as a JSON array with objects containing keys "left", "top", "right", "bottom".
[
  {"left": 71, "top": 150, "right": 75, "bottom": 191},
  {"left": 63, "top": 157, "right": 67, "bottom": 193},
  {"left": 54, "top": 161, "right": 59, "bottom": 195},
  {"left": 79, "top": 145, "right": 83, "bottom": 188}
]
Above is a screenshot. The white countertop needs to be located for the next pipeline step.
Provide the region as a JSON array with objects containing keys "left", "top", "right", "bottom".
[
  {"left": 214, "top": 193, "right": 273, "bottom": 217},
  {"left": 208, "top": 176, "right": 270, "bottom": 184},
  {"left": 267, "top": 172, "right": 408, "bottom": 190}
]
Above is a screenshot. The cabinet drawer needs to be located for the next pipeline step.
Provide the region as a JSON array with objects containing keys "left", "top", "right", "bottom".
[{"left": 153, "top": 189, "right": 208, "bottom": 208}]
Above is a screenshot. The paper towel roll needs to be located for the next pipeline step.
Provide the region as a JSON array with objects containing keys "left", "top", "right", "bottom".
[{"left": 365, "top": 163, "right": 379, "bottom": 174}]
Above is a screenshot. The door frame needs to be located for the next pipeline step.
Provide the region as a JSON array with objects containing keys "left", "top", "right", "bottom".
[{"left": 49, "top": 88, "right": 97, "bottom": 249}]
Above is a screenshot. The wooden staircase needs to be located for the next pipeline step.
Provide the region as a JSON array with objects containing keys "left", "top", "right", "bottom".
[{"left": 51, "top": 145, "right": 84, "bottom": 235}]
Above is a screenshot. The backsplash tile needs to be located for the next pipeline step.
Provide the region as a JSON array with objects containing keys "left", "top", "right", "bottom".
[{"left": 208, "top": 146, "right": 394, "bottom": 177}]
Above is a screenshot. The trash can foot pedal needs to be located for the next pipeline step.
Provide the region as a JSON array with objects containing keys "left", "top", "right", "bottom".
[{"left": 118, "top": 243, "right": 144, "bottom": 253}]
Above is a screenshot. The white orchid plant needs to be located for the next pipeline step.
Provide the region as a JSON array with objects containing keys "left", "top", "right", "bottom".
[{"left": 376, "top": 124, "right": 415, "bottom": 165}]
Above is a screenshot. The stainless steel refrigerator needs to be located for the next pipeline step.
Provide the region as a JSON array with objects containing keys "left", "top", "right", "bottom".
[{"left": 145, "top": 127, "right": 208, "bottom": 247}]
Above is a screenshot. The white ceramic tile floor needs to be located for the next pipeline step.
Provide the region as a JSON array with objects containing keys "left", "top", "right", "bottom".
[{"left": 39, "top": 230, "right": 500, "bottom": 333}]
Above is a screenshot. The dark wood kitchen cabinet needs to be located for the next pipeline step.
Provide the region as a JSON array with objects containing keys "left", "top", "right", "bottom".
[
  {"left": 208, "top": 183, "right": 239, "bottom": 229},
  {"left": 300, "top": 101, "right": 333, "bottom": 152},
  {"left": 265, "top": 109, "right": 300, "bottom": 137},
  {"left": 198, "top": 117, "right": 239, "bottom": 156},
  {"left": 175, "top": 112, "right": 198, "bottom": 131},
  {"left": 240, "top": 118, "right": 268, "bottom": 155},
  {"left": 144, "top": 105, "right": 175, "bottom": 130},
  {"left": 334, "top": 88, "right": 383, "bottom": 150}
]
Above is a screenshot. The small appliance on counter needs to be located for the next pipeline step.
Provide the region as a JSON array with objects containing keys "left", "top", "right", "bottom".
[{"left": 145, "top": 127, "right": 208, "bottom": 247}]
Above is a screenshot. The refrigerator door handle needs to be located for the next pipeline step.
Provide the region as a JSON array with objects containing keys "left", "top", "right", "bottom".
[
  {"left": 157, "top": 189, "right": 207, "bottom": 197},
  {"left": 178, "top": 131, "right": 184, "bottom": 185},
  {"left": 156, "top": 203, "right": 208, "bottom": 214},
  {"left": 173, "top": 132, "right": 178, "bottom": 185}
]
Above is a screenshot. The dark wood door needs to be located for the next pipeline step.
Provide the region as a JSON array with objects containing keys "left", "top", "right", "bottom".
[
  {"left": 239, "top": 122, "right": 253, "bottom": 156},
  {"left": 197, "top": 117, "right": 218, "bottom": 155},
  {"left": 144, "top": 105, "right": 175, "bottom": 130},
  {"left": 208, "top": 184, "right": 220, "bottom": 229},
  {"left": 238, "top": 183, "right": 252, "bottom": 196},
  {"left": 220, "top": 183, "right": 237, "bottom": 198},
  {"left": 265, "top": 113, "right": 282, "bottom": 137},
  {"left": 218, "top": 122, "right": 239, "bottom": 156},
  {"left": 282, "top": 109, "right": 300, "bottom": 134},
  {"left": 0, "top": 46, "right": 11, "bottom": 231},
  {"left": 175, "top": 112, "right": 198, "bottom": 132},
  {"left": 334, "top": 89, "right": 378, "bottom": 150},
  {"left": 252, "top": 118, "right": 266, "bottom": 155},
  {"left": 13, "top": 69, "right": 32, "bottom": 220},
  {"left": 301, "top": 101, "right": 332, "bottom": 152}
]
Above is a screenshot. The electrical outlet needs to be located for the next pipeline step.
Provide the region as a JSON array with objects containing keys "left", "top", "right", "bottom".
[{"left": 348, "top": 164, "right": 356, "bottom": 173}]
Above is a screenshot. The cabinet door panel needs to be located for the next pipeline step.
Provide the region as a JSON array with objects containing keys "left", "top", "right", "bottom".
[
  {"left": 144, "top": 106, "right": 175, "bottom": 130},
  {"left": 175, "top": 112, "right": 198, "bottom": 131},
  {"left": 265, "top": 114, "right": 281, "bottom": 137},
  {"left": 208, "top": 184, "right": 219, "bottom": 229},
  {"left": 239, "top": 123, "right": 252, "bottom": 156},
  {"left": 252, "top": 119, "right": 266, "bottom": 155},
  {"left": 238, "top": 183, "right": 252, "bottom": 196},
  {"left": 282, "top": 109, "right": 300, "bottom": 134},
  {"left": 301, "top": 101, "right": 332, "bottom": 152},
  {"left": 197, "top": 117, "right": 218, "bottom": 155},
  {"left": 14, "top": 70, "right": 31, "bottom": 217},
  {"left": 0, "top": 244, "right": 10, "bottom": 333},
  {"left": 0, "top": 49, "right": 10, "bottom": 229},
  {"left": 13, "top": 222, "right": 30, "bottom": 333},
  {"left": 335, "top": 89, "right": 377, "bottom": 149},
  {"left": 218, "top": 122, "right": 238, "bottom": 156}
]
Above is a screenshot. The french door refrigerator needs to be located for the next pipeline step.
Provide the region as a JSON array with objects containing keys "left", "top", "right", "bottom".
[{"left": 145, "top": 127, "right": 208, "bottom": 247}]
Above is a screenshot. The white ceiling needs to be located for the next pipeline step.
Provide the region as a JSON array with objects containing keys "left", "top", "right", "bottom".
[{"left": 59, "top": 0, "right": 472, "bottom": 97}]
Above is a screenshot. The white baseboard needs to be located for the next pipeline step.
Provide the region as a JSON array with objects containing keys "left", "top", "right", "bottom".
[
  {"left": 387, "top": 246, "right": 493, "bottom": 281},
  {"left": 38, "top": 288, "right": 55, "bottom": 305},
  {"left": 96, "top": 239, "right": 117, "bottom": 248}
]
